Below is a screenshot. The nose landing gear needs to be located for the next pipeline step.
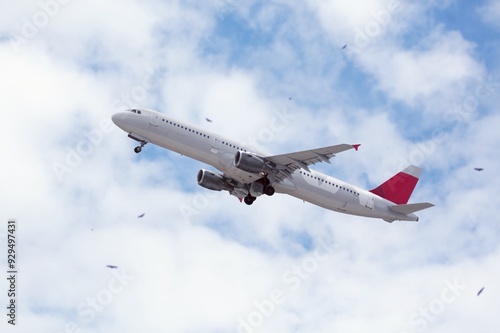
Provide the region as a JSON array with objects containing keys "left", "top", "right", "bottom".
[
  {"left": 134, "top": 141, "right": 147, "bottom": 153},
  {"left": 127, "top": 133, "right": 149, "bottom": 154}
]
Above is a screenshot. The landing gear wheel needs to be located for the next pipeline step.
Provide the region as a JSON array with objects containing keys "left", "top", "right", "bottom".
[
  {"left": 134, "top": 140, "right": 147, "bottom": 154},
  {"left": 264, "top": 186, "right": 275, "bottom": 196},
  {"left": 244, "top": 195, "right": 256, "bottom": 205}
]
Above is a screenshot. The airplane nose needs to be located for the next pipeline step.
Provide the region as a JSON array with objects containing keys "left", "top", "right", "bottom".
[{"left": 111, "top": 112, "right": 127, "bottom": 128}]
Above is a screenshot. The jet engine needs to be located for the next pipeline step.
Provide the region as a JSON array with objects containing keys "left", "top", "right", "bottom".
[
  {"left": 234, "top": 151, "right": 269, "bottom": 174},
  {"left": 197, "top": 169, "right": 233, "bottom": 191}
]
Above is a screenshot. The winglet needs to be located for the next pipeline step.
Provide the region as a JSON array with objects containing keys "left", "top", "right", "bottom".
[{"left": 352, "top": 144, "right": 361, "bottom": 151}]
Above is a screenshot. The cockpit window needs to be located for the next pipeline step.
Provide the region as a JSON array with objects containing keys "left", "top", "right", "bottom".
[
  {"left": 131, "top": 109, "right": 137, "bottom": 113},
  {"left": 137, "top": 110, "right": 141, "bottom": 114}
]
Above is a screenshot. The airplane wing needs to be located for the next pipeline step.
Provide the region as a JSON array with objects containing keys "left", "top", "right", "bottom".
[
  {"left": 200, "top": 144, "right": 360, "bottom": 201},
  {"left": 266, "top": 144, "right": 360, "bottom": 180}
]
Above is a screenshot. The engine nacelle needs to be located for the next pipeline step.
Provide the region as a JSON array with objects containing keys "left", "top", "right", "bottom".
[
  {"left": 197, "top": 169, "right": 233, "bottom": 191},
  {"left": 234, "top": 151, "right": 268, "bottom": 174}
]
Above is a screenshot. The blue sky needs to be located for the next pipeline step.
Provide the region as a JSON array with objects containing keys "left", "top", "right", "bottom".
[{"left": 1, "top": 0, "right": 500, "bottom": 332}]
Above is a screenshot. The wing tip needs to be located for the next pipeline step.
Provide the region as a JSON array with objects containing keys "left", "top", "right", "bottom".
[{"left": 352, "top": 144, "right": 361, "bottom": 151}]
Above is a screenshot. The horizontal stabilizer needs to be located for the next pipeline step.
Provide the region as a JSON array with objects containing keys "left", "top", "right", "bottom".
[{"left": 389, "top": 202, "right": 434, "bottom": 215}]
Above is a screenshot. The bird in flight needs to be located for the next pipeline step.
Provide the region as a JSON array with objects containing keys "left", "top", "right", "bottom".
[
  {"left": 342, "top": 44, "right": 347, "bottom": 49},
  {"left": 137, "top": 213, "right": 145, "bottom": 218},
  {"left": 106, "top": 265, "right": 118, "bottom": 269},
  {"left": 477, "top": 287, "right": 485, "bottom": 296},
  {"left": 474, "top": 167, "right": 484, "bottom": 171},
  {"left": 205, "top": 117, "right": 213, "bottom": 123}
]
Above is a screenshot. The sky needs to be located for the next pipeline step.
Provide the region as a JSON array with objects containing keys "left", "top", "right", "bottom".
[{"left": 1, "top": 0, "right": 499, "bottom": 332}]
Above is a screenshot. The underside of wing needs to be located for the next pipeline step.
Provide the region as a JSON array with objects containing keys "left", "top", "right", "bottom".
[
  {"left": 265, "top": 143, "right": 360, "bottom": 180},
  {"left": 196, "top": 143, "right": 360, "bottom": 203}
]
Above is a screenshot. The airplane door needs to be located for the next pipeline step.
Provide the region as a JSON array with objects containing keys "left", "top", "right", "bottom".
[
  {"left": 149, "top": 113, "right": 159, "bottom": 127},
  {"left": 359, "top": 191, "right": 374, "bottom": 209},
  {"left": 211, "top": 136, "right": 221, "bottom": 153},
  {"left": 367, "top": 193, "right": 374, "bottom": 209}
]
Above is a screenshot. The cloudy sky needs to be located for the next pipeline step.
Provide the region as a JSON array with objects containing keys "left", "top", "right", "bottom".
[{"left": 1, "top": 0, "right": 499, "bottom": 332}]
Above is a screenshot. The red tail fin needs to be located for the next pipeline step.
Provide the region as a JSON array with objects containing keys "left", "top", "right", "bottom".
[{"left": 369, "top": 165, "right": 423, "bottom": 204}]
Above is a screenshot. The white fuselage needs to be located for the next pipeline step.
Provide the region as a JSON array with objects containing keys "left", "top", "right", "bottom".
[{"left": 112, "top": 109, "right": 418, "bottom": 221}]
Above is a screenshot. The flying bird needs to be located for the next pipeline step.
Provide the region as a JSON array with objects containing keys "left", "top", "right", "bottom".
[
  {"left": 477, "top": 287, "right": 485, "bottom": 296},
  {"left": 205, "top": 117, "right": 213, "bottom": 123},
  {"left": 342, "top": 44, "right": 347, "bottom": 49},
  {"left": 474, "top": 168, "right": 484, "bottom": 171},
  {"left": 106, "top": 265, "right": 118, "bottom": 269},
  {"left": 137, "top": 213, "right": 145, "bottom": 218},
  {"left": 288, "top": 97, "right": 293, "bottom": 100}
]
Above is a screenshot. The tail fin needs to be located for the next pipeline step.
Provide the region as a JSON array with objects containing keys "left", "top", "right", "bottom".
[{"left": 369, "top": 165, "right": 423, "bottom": 204}]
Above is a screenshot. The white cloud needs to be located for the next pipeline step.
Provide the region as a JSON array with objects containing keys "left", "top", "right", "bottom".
[
  {"left": 357, "top": 27, "right": 483, "bottom": 108},
  {"left": 1, "top": 1, "right": 499, "bottom": 332},
  {"left": 477, "top": 0, "right": 500, "bottom": 29}
]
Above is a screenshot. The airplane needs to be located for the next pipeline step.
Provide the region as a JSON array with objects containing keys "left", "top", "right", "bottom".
[{"left": 112, "top": 108, "right": 434, "bottom": 222}]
